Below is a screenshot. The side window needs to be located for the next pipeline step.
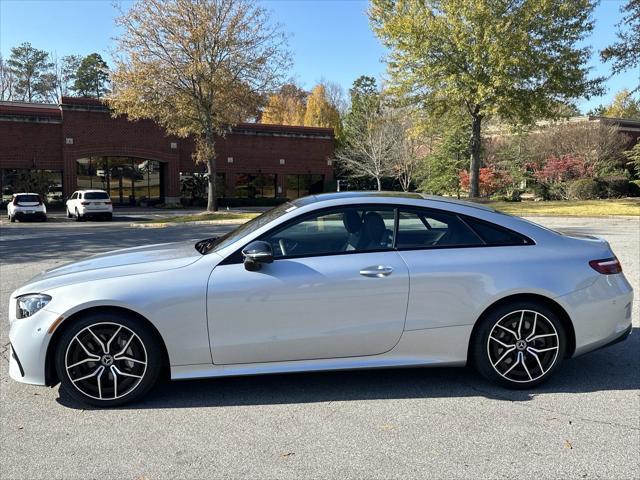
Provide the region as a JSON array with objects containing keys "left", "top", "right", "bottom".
[
  {"left": 264, "top": 207, "right": 395, "bottom": 258},
  {"left": 464, "top": 217, "right": 530, "bottom": 245},
  {"left": 397, "top": 208, "right": 483, "bottom": 248}
]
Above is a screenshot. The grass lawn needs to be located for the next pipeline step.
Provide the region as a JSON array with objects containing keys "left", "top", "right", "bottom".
[
  {"left": 144, "top": 212, "right": 259, "bottom": 223},
  {"left": 484, "top": 198, "right": 640, "bottom": 216}
]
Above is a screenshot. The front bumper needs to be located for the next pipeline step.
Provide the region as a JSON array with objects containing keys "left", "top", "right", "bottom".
[{"left": 8, "top": 306, "right": 62, "bottom": 386}]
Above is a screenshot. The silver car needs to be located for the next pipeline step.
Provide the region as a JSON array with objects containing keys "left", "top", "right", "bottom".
[{"left": 8, "top": 192, "right": 634, "bottom": 407}]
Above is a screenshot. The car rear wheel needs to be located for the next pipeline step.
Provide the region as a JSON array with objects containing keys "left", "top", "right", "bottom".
[
  {"left": 55, "top": 312, "right": 163, "bottom": 407},
  {"left": 471, "top": 301, "right": 566, "bottom": 389},
  {"left": 74, "top": 208, "right": 81, "bottom": 222}
]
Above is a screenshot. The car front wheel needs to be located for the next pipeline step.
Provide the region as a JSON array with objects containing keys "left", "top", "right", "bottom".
[
  {"left": 55, "top": 312, "right": 162, "bottom": 407},
  {"left": 471, "top": 301, "right": 566, "bottom": 389}
]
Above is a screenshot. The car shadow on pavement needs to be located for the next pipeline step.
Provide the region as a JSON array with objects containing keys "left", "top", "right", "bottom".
[{"left": 56, "top": 328, "right": 640, "bottom": 410}]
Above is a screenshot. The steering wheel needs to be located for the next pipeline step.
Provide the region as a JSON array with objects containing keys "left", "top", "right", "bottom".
[{"left": 278, "top": 238, "right": 298, "bottom": 256}]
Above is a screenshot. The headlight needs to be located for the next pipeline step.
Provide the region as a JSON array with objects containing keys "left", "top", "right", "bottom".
[{"left": 16, "top": 294, "right": 51, "bottom": 319}]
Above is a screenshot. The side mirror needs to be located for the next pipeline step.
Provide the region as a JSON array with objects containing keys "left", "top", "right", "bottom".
[{"left": 242, "top": 241, "right": 273, "bottom": 271}]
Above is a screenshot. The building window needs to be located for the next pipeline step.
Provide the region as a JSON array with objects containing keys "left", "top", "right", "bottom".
[
  {"left": 76, "top": 156, "right": 163, "bottom": 205},
  {"left": 1, "top": 169, "right": 63, "bottom": 205},
  {"left": 285, "top": 174, "right": 324, "bottom": 199},
  {"left": 234, "top": 173, "right": 277, "bottom": 198}
]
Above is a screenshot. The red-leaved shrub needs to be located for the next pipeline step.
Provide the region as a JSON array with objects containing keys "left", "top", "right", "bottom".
[{"left": 459, "top": 167, "right": 511, "bottom": 197}]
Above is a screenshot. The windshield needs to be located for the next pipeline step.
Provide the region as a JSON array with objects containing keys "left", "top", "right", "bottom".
[
  {"left": 84, "top": 192, "right": 110, "bottom": 200},
  {"left": 196, "top": 202, "right": 295, "bottom": 254}
]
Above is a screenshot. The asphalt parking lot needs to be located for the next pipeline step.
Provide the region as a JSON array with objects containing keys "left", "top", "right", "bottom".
[{"left": 1, "top": 215, "right": 638, "bottom": 479}]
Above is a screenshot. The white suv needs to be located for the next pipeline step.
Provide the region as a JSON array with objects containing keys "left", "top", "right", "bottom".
[
  {"left": 6, "top": 193, "right": 47, "bottom": 222},
  {"left": 66, "top": 190, "right": 113, "bottom": 221}
]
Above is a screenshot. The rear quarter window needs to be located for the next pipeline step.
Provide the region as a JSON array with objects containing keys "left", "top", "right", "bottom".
[{"left": 463, "top": 217, "right": 531, "bottom": 245}]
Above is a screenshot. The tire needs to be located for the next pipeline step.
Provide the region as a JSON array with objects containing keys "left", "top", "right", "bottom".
[
  {"left": 470, "top": 301, "right": 566, "bottom": 389},
  {"left": 106, "top": 213, "right": 113, "bottom": 221},
  {"left": 75, "top": 208, "right": 81, "bottom": 222},
  {"left": 66, "top": 208, "right": 72, "bottom": 219},
  {"left": 55, "top": 311, "right": 163, "bottom": 407},
  {"left": 9, "top": 214, "right": 15, "bottom": 223}
]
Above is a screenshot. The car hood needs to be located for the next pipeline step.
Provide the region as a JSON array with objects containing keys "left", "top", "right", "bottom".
[{"left": 14, "top": 241, "right": 204, "bottom": 295}]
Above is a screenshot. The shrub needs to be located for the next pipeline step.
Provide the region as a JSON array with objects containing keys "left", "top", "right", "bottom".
[
  {"left": 490, "top": 189, "right": 522, "bottom": 202},
  {"left": 568, "top": 179, "right": 602, "bottom": 200},
  {"left": 529, "top": 182, "right": 550, "bottom": 200},
  {"left": 629, "top": 180, "right": 640, "bottom": 197},
  {"left": 598, "top": 176, "right": 630, "bottom": 198},
  {"left": 530, "top": 155, "right": 596, "bottom": 200},
  {"left": 459, "top": 167, "right": 512, "bottom": 197}
]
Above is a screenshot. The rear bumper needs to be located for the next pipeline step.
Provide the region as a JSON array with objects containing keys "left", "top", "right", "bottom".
[
  {"left": 587, "top": 323, "right": 632, "bottom": 354},
  {"left": 557, "top": 274, "right": 634, "bottom": 357},
  {"left": 81, "top": 211, "right": 112, "bottom": 219},
  {"left": 13, "top": 211, "right": 46, "bottom": 220}
]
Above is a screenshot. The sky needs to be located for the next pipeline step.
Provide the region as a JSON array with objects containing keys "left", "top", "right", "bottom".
[{"left": 0, "top": 0, "right": 637, "bottom": 113}]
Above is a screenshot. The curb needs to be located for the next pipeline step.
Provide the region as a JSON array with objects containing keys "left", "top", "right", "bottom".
[{"left": 130, "top": 219, "right": 249, "bottom": 228}]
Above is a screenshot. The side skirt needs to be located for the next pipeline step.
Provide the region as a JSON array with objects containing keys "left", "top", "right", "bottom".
[{"left": 171, "top": 324, "right": 473, "bottom": 381}]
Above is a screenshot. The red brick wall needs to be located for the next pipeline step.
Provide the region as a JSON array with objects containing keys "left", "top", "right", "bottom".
[
  {"left": 0, "top": 121, "right": 63, "bottom": 170},
  {"left": 1, "top": 99, "right": 335, "bottom": 200}
]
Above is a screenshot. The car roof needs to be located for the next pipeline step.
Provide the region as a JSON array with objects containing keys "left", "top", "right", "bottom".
[
  {"left": 76, "top": 189, "right": 108, "bottom": 193},
  {"left": 13, "top": 192, "right": 40, "bottom": 196},
  {"left": 294, "top": 191, "right": 495, "bottom": 212}
]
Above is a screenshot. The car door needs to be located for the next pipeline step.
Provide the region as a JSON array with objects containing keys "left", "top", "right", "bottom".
[
  {"left": 67, "top": 192, "right": 77, "bottom": 211},
  {"left": 207, "top": 206, "right": 410, "bottom": 365}
]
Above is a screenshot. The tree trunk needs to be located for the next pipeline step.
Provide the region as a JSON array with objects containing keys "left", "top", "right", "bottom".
[
  {"left": 204, "top": 131, "right": 218, "bottom": 212},
  {"left": 206, "top": 159, "right": 218, "bottom": 212},
  {"left": 376, "top": 176, "right": 382, "bottom": 191},
  {"left": 468, "top": 114, "right": 482, "bottom": 198}
]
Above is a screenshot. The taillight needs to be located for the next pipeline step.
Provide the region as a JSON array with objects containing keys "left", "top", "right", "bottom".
[
  {"left": 12, "top": 197, "right": 18, "bottom": 205},
  {"left": 589, "top": 257, "right": 622, "bottom": 275},
  {"left": 80, "top": 201, "right": 90, "bottom": 205},
  {"left": 104, "top": 201, "right": 112, "bottom": 205},
  {"left": 37, "top": 195, "right": 42, "bottom": 205}
]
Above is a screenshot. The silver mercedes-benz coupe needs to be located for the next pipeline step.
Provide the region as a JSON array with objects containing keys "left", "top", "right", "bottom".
[{"left": 8, "top": 192, "right": 633, "bottom": 406}]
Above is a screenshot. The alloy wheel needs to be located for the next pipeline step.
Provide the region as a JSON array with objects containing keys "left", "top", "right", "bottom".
[
  {"left": 486, "top": 310, "right": 560, "bottom": 383},
  {"left": 64, "top": 322, "right": 148, "bottom": 401}
]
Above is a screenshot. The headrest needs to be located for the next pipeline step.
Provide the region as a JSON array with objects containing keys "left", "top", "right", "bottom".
[
  {"left": 342, "top": 209, "right": 363, "bottom": 234},
  {"left": 362, "top": 211, "right": 386, "bottom": 242}
]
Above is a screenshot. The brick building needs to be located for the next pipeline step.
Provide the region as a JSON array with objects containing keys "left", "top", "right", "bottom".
[{"left": 0, "top": 97, "right": 335, "bottom": 205}]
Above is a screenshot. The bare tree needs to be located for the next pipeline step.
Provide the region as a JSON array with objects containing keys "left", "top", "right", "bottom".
[
  {"left": 336, "top": 110, "right": 398, "bottom": 191},
  {"left": 320, "top": 78, "right": 348, "bottom": 115},
  {"left": 392, "top": 123, "right": 421, "bottom": 192},
  {"left": 51, "top": 54, "right": 83, "bottom": 100},
  {"left": 0, "top": 54, "right": 14, "bottom": 100},
  {"left": 529, "top": 120, "right": 631, "bottom": 174}
]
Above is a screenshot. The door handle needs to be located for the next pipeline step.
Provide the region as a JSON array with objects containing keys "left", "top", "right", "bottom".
[{"left": 359, "top": 265, "right": 394, "bottom": 277}]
